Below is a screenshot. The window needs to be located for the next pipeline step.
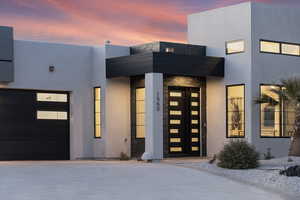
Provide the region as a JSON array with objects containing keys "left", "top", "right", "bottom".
[
  {"left": 260, "top": 40, "right": 300, "bottom": 56},
  {"left": 260, "top": 85, "right": 293, "bottom": 137},
  {"left": 226, "top": 40, "right": 245, "bottom": 54},
  {"left": 226, "top": 85, "right": 245, "bottom": 138},
  {"left": 136, "top": 88, "right": 145, "bottom": 138},
  {"left": 260, "top": 85, "right": 281, "bottom": 137},
  {"left": 37, "top": 93, "right": 68, "bottom": 102},
  {"left": 94, "top": 87, "right": 101, "bottom": 138},
  {"left": 281, "top": 43, "right": 300, "bottom": 56},
  {"left": 37, "top": 111, "right": 68, "bottom": 120},
  {"left": 260, "top": 40, "right": 280, "bottom": 54}
]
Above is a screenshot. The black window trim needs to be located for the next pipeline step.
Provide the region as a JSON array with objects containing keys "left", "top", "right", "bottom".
[
  {"left": 226, "top": 84, "right": 246, "bottom": 138},
  {"left": 260, "top": 39, "right": 300, "bottom": 57},
  {"left": 94, "top": 87, "right": 102, "bottom": 139},
  {"left": 259, "top": 84, "right": 291, "bottom": 139},
  {"left": 225, "top": 39, "right": 245, "bottom": 55}
]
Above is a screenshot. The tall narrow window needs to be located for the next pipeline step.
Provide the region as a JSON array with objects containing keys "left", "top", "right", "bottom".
[
  {"left": 226, "top": 85, "right": 245, "bottom": 138},
  {"left": 226, "top": 40, "right": 245, "bottom": 54},
  {"left": 260, "top": 85, "right": 293, "bottom": 137},
  {"left": 260, "top": 85, "right": 281, "bottom": 137},
  {"left": 136, "top": 88, "right": 145, "bottom": 138},
  {"left": 94, "top": 87, "right": 101, "bottom": 138}
]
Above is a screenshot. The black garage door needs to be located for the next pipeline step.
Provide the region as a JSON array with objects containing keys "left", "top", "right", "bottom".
[{"left": 0, "top": 89, "right": 70, "bottom": 160}]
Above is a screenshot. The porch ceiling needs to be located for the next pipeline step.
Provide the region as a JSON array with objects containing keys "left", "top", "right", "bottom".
[{"left": 106, "top": 52, "right": 224, "bottom": 78}]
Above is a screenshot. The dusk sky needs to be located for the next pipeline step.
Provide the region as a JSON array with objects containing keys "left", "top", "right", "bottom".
[{"left": 0, "top": 0, "right": 299, "bottom": 46}]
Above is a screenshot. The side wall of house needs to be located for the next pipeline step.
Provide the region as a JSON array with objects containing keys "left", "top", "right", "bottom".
[
  {"left": 188, "top": 2, "right": 253, "bottom": 157},
  {"left": 251, "top": 3, "right": 300, "bottom": 157}
]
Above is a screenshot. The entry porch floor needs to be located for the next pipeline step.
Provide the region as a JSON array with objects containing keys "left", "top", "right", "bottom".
[{"left": 0, "top": 160, "right": 285, "bottom": 200}]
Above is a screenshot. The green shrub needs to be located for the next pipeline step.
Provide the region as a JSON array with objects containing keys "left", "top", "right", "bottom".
[{"left": 217, "top": 140, "right": 259, "bottom": 169}]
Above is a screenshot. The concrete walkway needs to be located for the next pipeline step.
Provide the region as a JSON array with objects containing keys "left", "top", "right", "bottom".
[{"left": 0, "top": 161, "right": 287, "bottom": 200}]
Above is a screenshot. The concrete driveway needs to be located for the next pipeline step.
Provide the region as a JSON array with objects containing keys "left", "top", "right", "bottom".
[{"left": 0, "top": 161, "right": 286, "bottom": 200}]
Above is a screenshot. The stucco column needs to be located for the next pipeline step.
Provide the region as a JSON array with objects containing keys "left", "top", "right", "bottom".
[{"left": 142, "top": 73, "right": 164, "bottom": 161}]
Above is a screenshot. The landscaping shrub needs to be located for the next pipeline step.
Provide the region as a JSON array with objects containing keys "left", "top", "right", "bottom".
[
  {"left": 280, "top": 166, "right": 300, "bottom": 177},
  {"left": 217, "top": 140, "right": 260, "bottom": 169}
]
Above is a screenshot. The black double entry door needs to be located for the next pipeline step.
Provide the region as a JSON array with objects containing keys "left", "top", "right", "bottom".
[{"left": 168, "top": 87, "right": 201, "bottom": 156}]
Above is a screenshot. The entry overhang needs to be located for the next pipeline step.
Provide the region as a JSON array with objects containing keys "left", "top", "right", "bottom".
[{"left": 106, "top": 52, "right": 224, "bottom": 78}]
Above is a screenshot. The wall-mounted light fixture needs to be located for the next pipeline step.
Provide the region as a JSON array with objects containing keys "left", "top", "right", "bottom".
[
  {"left": 49, "top": 65, "right": 55, "bottom": 72},
  {"left": 165, "top": 47, "right": 175, "bottom": 53}
]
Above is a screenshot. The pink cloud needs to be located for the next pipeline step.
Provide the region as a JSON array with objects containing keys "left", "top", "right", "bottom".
[{"left": 1, "top": 0, "right": 299, "bottom": 46}]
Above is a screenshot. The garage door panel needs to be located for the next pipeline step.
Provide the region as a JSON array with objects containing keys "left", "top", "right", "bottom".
[
  {"left": 0, "top": 91, "right": 34, "bottom": 104},
  {"left": 0, "top": 89, "right": 70, "bottom": 160},
  {"left": 0, "top": 105, "right": 35, "bottom": 120}
]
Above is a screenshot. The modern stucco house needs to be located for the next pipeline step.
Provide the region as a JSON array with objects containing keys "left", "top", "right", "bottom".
[{"left": 0, "top": 2, "right": 299, "bottom": 160}]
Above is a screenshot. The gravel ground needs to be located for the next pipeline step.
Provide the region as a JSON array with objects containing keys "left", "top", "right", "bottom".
[{"left": 175, "top": 157, "right": 300, "bottom": 199}]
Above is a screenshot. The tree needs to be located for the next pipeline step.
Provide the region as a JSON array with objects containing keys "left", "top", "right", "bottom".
[{"left": 255, "top": 77, "right": 300, "bottom": 156}]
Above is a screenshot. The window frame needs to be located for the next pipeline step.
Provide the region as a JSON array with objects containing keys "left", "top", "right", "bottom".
[
  {"left": 260, "top": 39, "right": 300, "bottom": 57},
  {"left": 259, "top": 84, "right": 291, "bottom": 138},
  {"left": 94, "top": 87, "right": 102, "bottom": 139},
  {"left": 226, "top": 84, "right": 246, "bottom": 138},
  {"left": 225, "top": 39, "right": 245, "bottom": 55}
]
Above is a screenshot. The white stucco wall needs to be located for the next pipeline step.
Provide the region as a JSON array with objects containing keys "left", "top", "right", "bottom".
[
  {"left": 188, "top": 2, "right": 300, "bottom": 158},
  {"left": 251, "top": 3, "right": 300, "bottom": 157},
  {"left": 188, "top": 2, "right": 253, "bottom": 157},
  {"left": 103, "top": 45, "right": 131, "bottom": 158},
  {"left": 0, "top": 40, "right": 130, "bottom": 160}
]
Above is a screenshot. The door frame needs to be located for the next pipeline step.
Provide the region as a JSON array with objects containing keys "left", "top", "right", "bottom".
[
  {"left": 164, "top": 76, "right": 207, "bottom": 157},
  {"left": 167, "top": 86, "right": 202, "bottom": 157},
  {"left": 130, "top": 75, "right": 207, "bottom": 158}
]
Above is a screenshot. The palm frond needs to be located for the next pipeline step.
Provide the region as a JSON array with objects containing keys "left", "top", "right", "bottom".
[
  {"left": 281, "top": 77, "right": 300, "bottom": 103},
  {"left": 268, "top": 87, "right": 288, "bottom": 101},
  {"left": 254, "top": 93, "right": 279, "bottom": 106}
]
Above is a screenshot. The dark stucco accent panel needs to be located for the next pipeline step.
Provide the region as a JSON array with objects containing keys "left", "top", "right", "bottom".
[
  {"left": 0, "top": 26, "right": 14, "bottom": 82},
  {"left": 0, "top": 26, "right": 13, "bottom": 61},
  {"left": 106, "top": 53, "right": 154, "bottom": 78},
  {"left": 153, "top": 52, "right": 224, "bottom": 77},
  {"left": 0, "top": 61, "right": 14, "bottom": 82},
  {"left": 106, "top": 52, "right": 224, "bottom": 78}
]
